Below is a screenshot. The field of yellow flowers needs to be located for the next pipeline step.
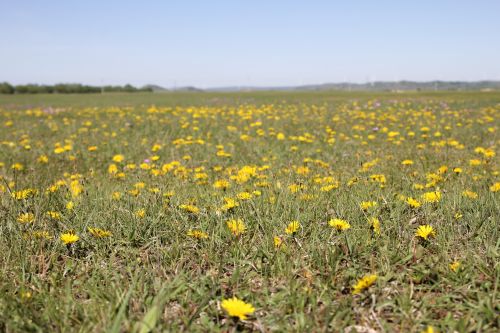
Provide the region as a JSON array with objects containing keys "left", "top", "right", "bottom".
[{"left": 0, "top": 92, "right": 499, "bottom": 332}]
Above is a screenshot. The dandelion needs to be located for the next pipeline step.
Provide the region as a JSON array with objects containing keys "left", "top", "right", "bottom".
[
  {"left": 421, "top": 191, "right": 441, "bottom": 203},
  {"left": 328, "top": 218, "right": 351, "bottom": 231},
  {"left": 421, "top": 326, "right": 437, "bottom": 333},
  {"left": 60, "top": 232, "right": 79, "bottom": 245},
  {"left": 237, "top": 192, "right": 253, "bottom": 200},
  {"left": 227, "top": 219, "right": 246, "bottom": 236},
  {"left": 359, "top": 201, "right": 377, "bottom": 211},
  {"left": 135, "top": 209, "right": 146, "bottom": 218},
  {"left": 37, "top": 155, "right": 49, "bottom": 163},
  {"left": 11, "top": 163, "right": 24, "bottom": 171},
  {"left": 88, "top": 227, "right": 112, "bottom": 238},
  {"left": 285, "top": 221, "right": 301, "bottom": 235},
  {"left": 449, "top": 261, "right": 460, "bottom": 272},
  {"left": 213, "top": 179, "right": 230, "bottom": 190},
  {"left": 490, "top": 182, "right": 500, "bottom": 192},
  {"left": 221, "top": 197, "right": 239, "bottom": 211},
  {"left": 415, "top": 225, "right": 435, "bottom": 241},
  {"left": 352, "top": 274, "right": 378, "bottom": 294},
  {"left": 112, "top": 154, "right": 124, "bottom": 163},
  {"left": 46, "top": 211, "right": 62, "bottom": 220},
  {"left": 401, "top": 159, "right": 414, "bottom": 165},
  {"left": 462, "top": 190, "right": 478, "bottom": 199},
  {"left": 179, "top": 204, "right": 199, "bottom": 214},
  {"left": 221, "top": 297, "right": 255, "bottom": 320},
  {"left": 17, "top": 213, "right": 35, "bottom": 224},
  {"left": 273, "top": 236, "right": 283, "bottom": 248},
  {"left": 368, "top": 217, "right": 381, "bottom": 235},
  {"left": 406, "top": 197, "right": 421, "bottom": 208},
  {"left": 187, "top": 229, "right": 209, "bottom": 239}
]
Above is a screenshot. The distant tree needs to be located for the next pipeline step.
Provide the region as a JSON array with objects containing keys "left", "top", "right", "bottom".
[{"left": 0, "top": 82, "right": 15, "bottom": 94}]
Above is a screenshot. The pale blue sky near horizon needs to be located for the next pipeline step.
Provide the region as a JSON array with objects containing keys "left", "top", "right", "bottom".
[{"left": 1, "top": 0, "right": 500, "bottom": 88}]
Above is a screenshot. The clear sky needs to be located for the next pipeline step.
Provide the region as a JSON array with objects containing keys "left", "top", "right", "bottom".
[{"left": 1, "top": 0, "right": 500, "bottom": 88}]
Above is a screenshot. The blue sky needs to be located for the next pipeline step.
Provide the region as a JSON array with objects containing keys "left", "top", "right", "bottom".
[{"left": 1, "top": 1, "right": 500, "bottom": 88}]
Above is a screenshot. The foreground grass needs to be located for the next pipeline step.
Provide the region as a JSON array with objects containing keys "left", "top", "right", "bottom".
[{"left": 0, "top": 92, "right": 499, "bottom": 332}]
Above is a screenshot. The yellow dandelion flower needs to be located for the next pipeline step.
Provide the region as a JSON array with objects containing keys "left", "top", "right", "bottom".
[
  {"left": 179, "top": 204, "right": 199, "bottom": 214},
  {"left": 352, "top": 274, "right": 378, "bottom": 294},
  {"left": 221, "top": 297, "right": 255, "bottom": 320},
  {"left": 112, "top": 154, "right": 124, "bottom": 163},
  {"left": 237, "top": 192, "right": 253, "bottom": 200},
  {"left": 17, "top": 213, "right": 35, "bottom": 224},
  {"left": 273, "top": 236, "right": 283, "bottom": 248},
  {"left": 187, "top": 229, "right": 209, "bottom": 239},
  {"left": 46, "top": 211, "right": 61, "bottom": 220},
  {"left": 135, "top": 209, "right": 146, "bottom": 218},
  {"left": 285, "top": 220, "right": 301, "bottom": 235},
  {"left": 359, "top": 201, "right": 377, "bottom": 211},
  {"left": 421, "top": 191, "right": 441, "bottom": 203},
  {"left": 88, "top": 227, "right": 112, "bottom": 238},
  {"left": 368, "top": 217, "right": 381, "bottom": 235},
  {"left": 415, "top": 225, "right": 435, "bottom": 240},
  {"left": 462, "top": 190, "right": 478, "bottom": 199},
  {"left": 490, "top": 182, "right": 500, "bottom": 192},
  {"left": 60, "top": 232, "right": 79, "bottom": 245},
  {"left": 227, "top": 219, "right": 246, "bottom": 236},
  {"left": 328, "top": 218, "right": 351, "bottom": 231},
  {"left": 406, "top": 197, "right": 421, "bottom": 208},
  {"left": 449, "top": 261, "right": 460, "bottom": 272}
]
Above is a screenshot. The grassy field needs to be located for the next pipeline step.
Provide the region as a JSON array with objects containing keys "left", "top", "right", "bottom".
[{"left": 0, "top": 91, "right": 499, "bottom": 332}]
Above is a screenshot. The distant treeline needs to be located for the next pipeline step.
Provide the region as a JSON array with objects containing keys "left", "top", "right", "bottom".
[{"left": 0, "top": 82, "right": 153, "bottom": 94}]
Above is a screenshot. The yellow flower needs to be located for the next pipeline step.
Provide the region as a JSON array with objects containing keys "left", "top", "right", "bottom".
[
  {"left": 359, "top": 201, "right": 377, "bottom": 211},
  {"left": 352, "top": 274, "right": 378, "bottom": 294},
  {"left": 11, "top": 189, "right": 37, "bottom": 200},
  {"left": 469, "top": 159, "right": 482, "bottom": 166},
  {"left": 37, "top": 155, "right": 49, "bottom": 163},
  {"left": 490, "top": 182, "right": 500, "bottom": 192},
  {"left": 179, "top": 204, "right": 199, "bottom": 214},
  {"left": 405, "top": 197, "right": 421, "bottom": 208},
  {"left": 11, "top": 163, "right": 24, "bottom": 171},
  {"left": 112, "top": 154, "right": 124, "bottom": 163},
  {"left": 462, "top": 190, "right": 478, "bottom": 199},
  {"left": 421, "top": 191, "right": 441, "bottom": 203},
  {"left": 88, "top": 227, "right": 112, "bottom": 238},
  {"left": 328, "top": 219, "right": 351, "bottom": 231},
  {"left": 66, "top": 201, "right": 75, "bottom": 210},
  {"left": 187, "top": 229, "right": 209, "bottom": 239},
  {"left": 46, "top": 211, "right": 61, "bottom": 220},
  {"left": 135, "top": 209, "right": 146, "bottom": 218},
  {"left": 221, "top": 197, "right": 239, "bottom": 211},
  {"left": 320, "top": 184, "right": 339, "bottom": 192},
  {"left": 108, "top": 164, "right": 118, "bottom": 174},
  {"left": 213, "top": 179, "right": 230, "bottom": 189},
  {"left": 221, "top": 297, "right": 255, "bottom": 320},
  {"left": 421, "top": 326, "right": 437, "bottom": 333},
  {"left": 401, "top": 159, "right": 414, "bottom": 165},
  {"left": 368, "top": 217, "right": 381, "bottom": 235},
  {"left": 237, "top": 192, "right": 253, "bottom": 200},
  {"left": 17, "top": 213, "right": 35, "bottom": 224},
  {"left": 273, "top": 236, "right": 283, "bottom": 248},
  {"left": 415, "top": 225, "right": 436, "bottom": 240},
  {"left": 449, "top": 261, "right": 460, "bottom": 272},
  {"left": 285, "top": 221, "right": 301, "bottom": 235},
  {"left": 227, "top": 219, "right": 246, "bottom": 236},
  {"left": 60, "top": 232, "right": 79, "bottom": 245}
]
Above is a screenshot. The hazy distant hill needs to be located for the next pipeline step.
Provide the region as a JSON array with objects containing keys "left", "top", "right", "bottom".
[{"left": 205, "top": 81, "right": 500, "bottom": 92}]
